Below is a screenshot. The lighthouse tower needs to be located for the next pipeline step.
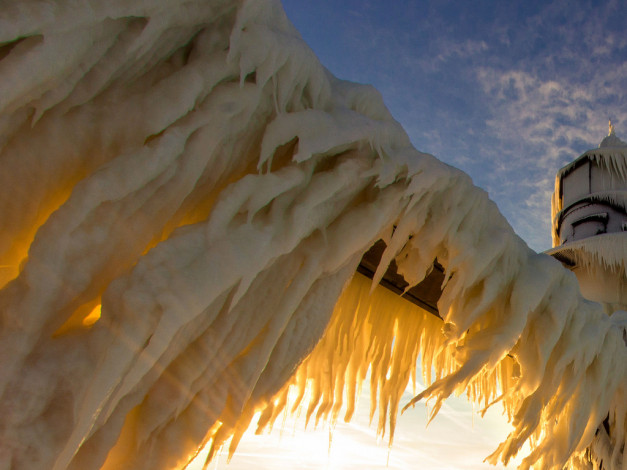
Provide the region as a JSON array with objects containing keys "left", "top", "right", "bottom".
[{"left": 547, "top": 121, "right": 627, "bottom": 310}]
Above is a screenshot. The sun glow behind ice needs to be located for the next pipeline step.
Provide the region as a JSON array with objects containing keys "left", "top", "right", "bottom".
[
  {"left": 181, "top": 277, "right": 523, "bottom": 470},
  {"left": 186, "top": 377, "right": 523, "bottom": 470}
]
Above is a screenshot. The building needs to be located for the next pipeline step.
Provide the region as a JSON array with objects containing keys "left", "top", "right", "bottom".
[{"left": 546, "top": 122, "right": 627, "bottom": 310}]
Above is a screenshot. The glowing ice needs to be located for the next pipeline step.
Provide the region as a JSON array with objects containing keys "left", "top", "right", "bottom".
[{"left": 0, "top": 1, "right": 624, "bottom": 469}]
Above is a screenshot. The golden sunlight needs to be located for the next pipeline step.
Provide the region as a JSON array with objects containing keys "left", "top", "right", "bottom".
[{"left": 184, "top": 379, "right": 525, "bottom": 470}]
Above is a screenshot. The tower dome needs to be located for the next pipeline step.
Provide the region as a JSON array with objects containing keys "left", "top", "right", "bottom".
[{"left": 546, "top": 121, "right": 627, "bottom": 308}]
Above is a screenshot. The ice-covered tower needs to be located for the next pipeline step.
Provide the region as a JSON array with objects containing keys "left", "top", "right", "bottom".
[{"left": 547, "top": 122, "right": 627, "bottom": 309}]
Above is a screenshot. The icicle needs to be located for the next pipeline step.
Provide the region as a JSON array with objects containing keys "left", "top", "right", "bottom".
[{"left": 0, "top": 1, "right": 624, "bottom": 470}]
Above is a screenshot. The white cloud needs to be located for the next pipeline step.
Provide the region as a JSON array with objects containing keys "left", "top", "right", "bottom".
[
  {"left": 473, "top": 57, "right": 627, "bottom": 250},
  {"left": 283, "top": 0, "right": 627, "bottom": 251}
]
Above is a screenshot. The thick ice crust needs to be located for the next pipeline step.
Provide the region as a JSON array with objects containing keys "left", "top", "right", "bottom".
[{"left": 0, "top": 1, "right": 624, "bottom": 469}]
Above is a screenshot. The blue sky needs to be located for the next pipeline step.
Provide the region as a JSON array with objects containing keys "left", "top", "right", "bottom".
[{"left": 281, "top": 0, "right": 627, "bottom": 251}]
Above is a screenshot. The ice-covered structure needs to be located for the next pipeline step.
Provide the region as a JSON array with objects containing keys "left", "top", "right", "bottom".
[
  {"left": 0, "top": 1, "right": 624, "bottom": 469},
  {"left": 548, "top": 123, "right": 627, "bottom": 310},
  {"left": 544, "top": 124, "right": 627, "bottom": 468}
]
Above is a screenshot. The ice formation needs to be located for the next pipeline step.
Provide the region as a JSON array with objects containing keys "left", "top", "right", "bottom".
[{"left": 0, "top": 1, "right": 624, "bottom": 469}]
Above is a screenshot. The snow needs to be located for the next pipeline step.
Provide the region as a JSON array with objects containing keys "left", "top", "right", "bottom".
[{"left": 0, "top": 1, "right": 625, "bottom": 470}]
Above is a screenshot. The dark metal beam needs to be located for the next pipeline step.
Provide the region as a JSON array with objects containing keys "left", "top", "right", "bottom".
[{"left": 357, "top": 240, "right": 444, "bottom": 319}]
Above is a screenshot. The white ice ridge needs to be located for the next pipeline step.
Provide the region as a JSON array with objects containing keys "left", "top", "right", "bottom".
[
  {"left": 0, "top": 1, "right": 624, "bottom": 469},
  {"left": 550, "top": 233, "right": 627, "bottom": 274}
]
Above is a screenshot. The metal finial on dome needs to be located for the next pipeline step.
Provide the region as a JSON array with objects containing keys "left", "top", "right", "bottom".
[{"left": 599, "top": 120, "right": 627, "bottom": 148}]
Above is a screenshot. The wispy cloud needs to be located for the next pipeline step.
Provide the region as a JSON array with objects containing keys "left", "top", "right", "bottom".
[
  {"left": 282, "top": 0, "right": 627, "bottom": 251},
  {"left": 470, "top": 0, "right": 627, "bottom": 249}
]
